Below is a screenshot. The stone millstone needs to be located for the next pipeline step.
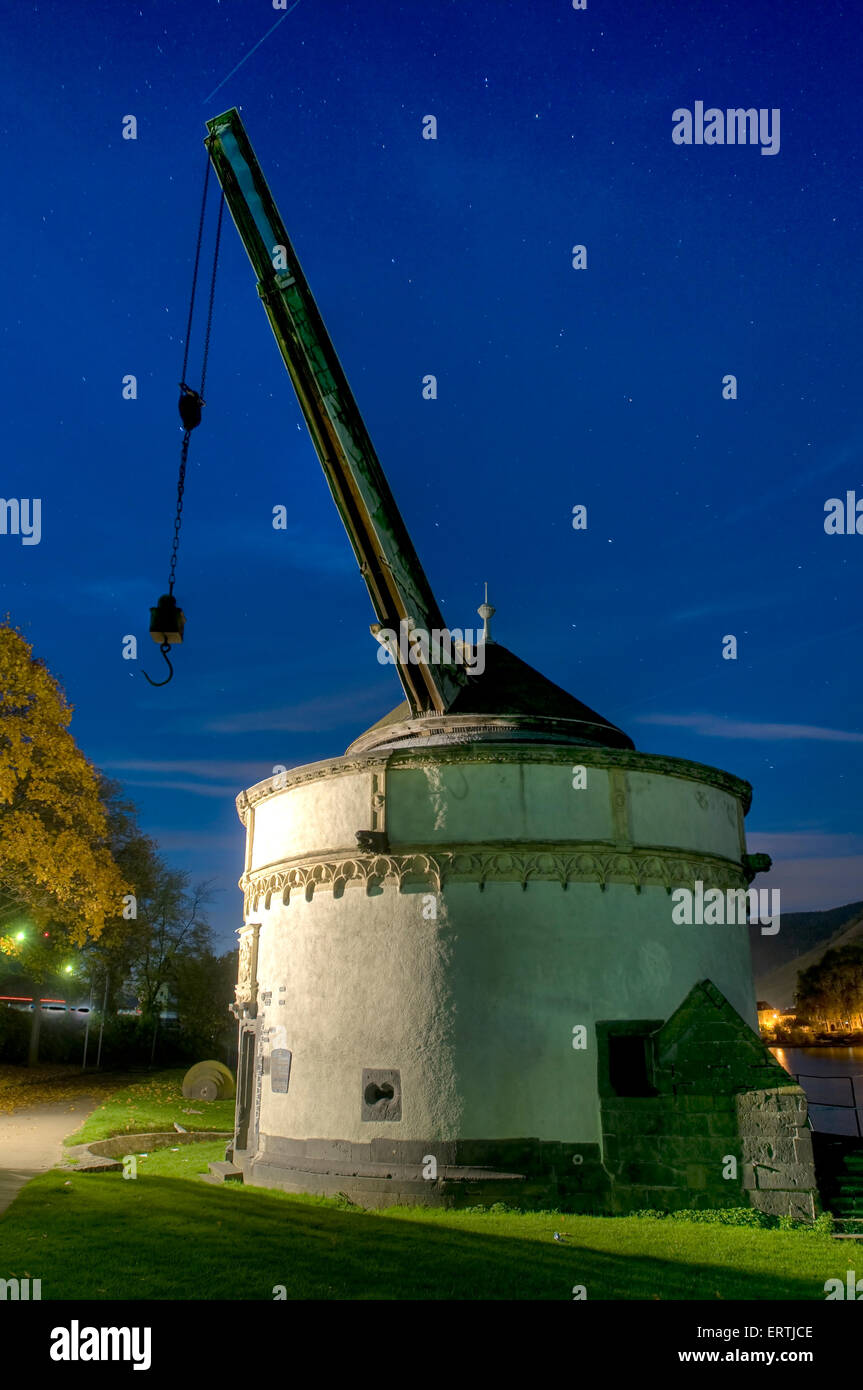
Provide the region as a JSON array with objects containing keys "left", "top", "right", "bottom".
[{"left": 182, "top": 1060, "right": 236, "bottom": 1102}]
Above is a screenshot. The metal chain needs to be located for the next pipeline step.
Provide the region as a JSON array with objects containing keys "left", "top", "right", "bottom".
[
  {"left": 168, "top": 431, "right": 191, "bottom": 596},
  {"left": 180, "top": 158, "right": 211, "bottom": 388},
  {"left": 199, "top": 189, "right": 225, "bottom": 399},
  {"left": 167, "top": 160, "right": 224, "bottom": 597}
]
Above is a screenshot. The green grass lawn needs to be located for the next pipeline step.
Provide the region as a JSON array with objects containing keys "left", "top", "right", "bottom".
[
  {"left": 63, "top": 1070, "right": 235, "bottom": 1145},
  {"left": 0, "top": 1139, "right": 847, "bottom": 1300}
]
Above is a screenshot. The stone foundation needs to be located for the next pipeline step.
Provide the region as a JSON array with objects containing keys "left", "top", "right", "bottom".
[{"left": 239, "top": 1135, "right": 610, "bottom": 1210}]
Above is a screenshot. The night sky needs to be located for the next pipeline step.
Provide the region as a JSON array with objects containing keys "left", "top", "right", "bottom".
[{"left": 2, "top": 0, "right": 860, "bottom": 948}]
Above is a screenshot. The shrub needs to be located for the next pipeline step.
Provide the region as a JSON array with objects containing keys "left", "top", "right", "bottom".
[{"left": 628, "top": 1206, "right": 833, "bottom": 1233}]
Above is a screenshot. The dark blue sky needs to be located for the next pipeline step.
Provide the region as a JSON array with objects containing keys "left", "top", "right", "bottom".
[{"left": 2, "top": 0, "right": 860, "bottom": 947}]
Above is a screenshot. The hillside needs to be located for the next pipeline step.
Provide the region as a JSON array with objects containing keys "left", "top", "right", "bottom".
[
  {"left": 749, "top": 900, "right": 863, "bottom": 980},
  {"left": 753, "top": 901, "right": 863, "bottom": 1011}
]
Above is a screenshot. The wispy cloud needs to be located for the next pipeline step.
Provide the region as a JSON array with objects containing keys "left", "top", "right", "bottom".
[
  {"left": 122, "top": 778, "right": 243, "bottom": 799},
  {"left": 719, "top": 429, "right": 863, "bottom": 529},
  {"left": 184, "top": 515, "right": 356, "bottom": 576},
  {"left": 149, "top": 832, "right": 240, "bottom": 853},
  {"left": 747, "top": 832, "right": 863, "bottom": 859},
  {"left": 744, "top": 831, "right": 863, "bottom": 912},
  {"left": 637, "top": 713, "right": 863, "bottom": 743},
  {"left": 747, "top": 857, "right": 863, "bottom": 915},
  {"left": 205, "top": 685, "right": 388, "bottom": 735},
  {"left": 664, "top": 593, "right": 785, "bottom": 625},
  {"left": 102, "top": 759, "right": 288, "bottom": 781}
]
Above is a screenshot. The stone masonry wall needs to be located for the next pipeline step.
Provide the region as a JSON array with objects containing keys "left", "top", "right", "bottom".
[{"left": 736, "top": 1088, "right": 818, "bottom": 1222}]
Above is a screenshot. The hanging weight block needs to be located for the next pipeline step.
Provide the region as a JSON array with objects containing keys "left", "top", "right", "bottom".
[{"left": 149, "top": 593, "right": 185, "bottom": 644}]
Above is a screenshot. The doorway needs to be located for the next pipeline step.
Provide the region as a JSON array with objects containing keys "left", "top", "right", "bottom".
[{"left": 235, "top": 1028, "right": 256, "bottom": 1151}]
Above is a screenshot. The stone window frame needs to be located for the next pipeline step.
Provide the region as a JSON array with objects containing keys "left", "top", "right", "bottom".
[{"left": 595, "top": 1018, "right": 664, "bottom": 1099}]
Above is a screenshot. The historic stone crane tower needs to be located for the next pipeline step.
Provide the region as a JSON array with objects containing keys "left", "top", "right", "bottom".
[{"left": 206, "top": 109, "right": 817, "bottom": 1217}]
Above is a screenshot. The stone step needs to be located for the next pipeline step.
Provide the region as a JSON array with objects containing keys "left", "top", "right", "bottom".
[{"left": 208, "top": 1160, "right": 243, "bottom": 1183}]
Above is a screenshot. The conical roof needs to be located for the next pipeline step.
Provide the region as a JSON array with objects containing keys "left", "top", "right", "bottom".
[{"left": 348, "top": 642, "right": 634, "bottom": 753}]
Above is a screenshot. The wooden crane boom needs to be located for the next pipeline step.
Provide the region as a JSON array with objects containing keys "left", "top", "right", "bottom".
[{"left": 204, "top": 108, "right": 467, "bottom": 715}]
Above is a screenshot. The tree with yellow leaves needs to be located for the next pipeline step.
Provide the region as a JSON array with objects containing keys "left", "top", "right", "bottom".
[{"left": 0, "top": 620, "right": 128, "bottom": 951}]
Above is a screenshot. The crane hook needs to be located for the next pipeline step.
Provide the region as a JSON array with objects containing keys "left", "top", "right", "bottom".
[{"left": 142, "top": 641, "right": 175, "bottom": 687}]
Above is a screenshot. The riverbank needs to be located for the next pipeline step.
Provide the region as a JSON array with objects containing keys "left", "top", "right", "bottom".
[{"left": 764, "top": 1033, "right": 863, "bottom": 1047}]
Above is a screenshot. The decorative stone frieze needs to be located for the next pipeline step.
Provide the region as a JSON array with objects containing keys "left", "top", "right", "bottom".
[{"left": 241, "top": 842, "right": 746, "bottom": 915}]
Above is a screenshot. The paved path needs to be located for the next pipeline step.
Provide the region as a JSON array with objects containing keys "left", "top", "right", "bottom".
[{"left": 0, "top": 1095, "right": 101, "bottom": 1216}]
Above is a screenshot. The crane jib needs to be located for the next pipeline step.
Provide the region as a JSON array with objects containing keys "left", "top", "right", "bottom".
[{"left": 204, "top": 108, "right": 467, "bottom": 716}]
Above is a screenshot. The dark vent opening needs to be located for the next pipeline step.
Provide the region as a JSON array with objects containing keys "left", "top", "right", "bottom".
[{"left": 608, "top": 1033, "right": 655, "bottom": 1097}]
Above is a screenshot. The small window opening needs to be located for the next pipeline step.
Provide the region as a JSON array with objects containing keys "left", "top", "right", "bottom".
[{"left": 608, "top": 1033, "right": 655, "bottom": 1097}]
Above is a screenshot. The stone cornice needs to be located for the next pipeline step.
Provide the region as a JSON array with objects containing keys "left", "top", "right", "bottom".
[
  {"left": 236, "top": 743, "right": 752, "bottom": 820},
  {"left": 241, "top": 842, "right": 747, "bottom": 913}
]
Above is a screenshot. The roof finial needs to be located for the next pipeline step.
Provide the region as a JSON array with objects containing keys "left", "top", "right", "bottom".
[{"left": 477, "top": 582, "right": 495, "bottom": 644}]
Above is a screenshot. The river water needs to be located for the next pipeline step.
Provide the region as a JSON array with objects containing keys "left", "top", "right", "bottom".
[{"left": 771, "top": 1046, "right": 863, "bottom": 1135}]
